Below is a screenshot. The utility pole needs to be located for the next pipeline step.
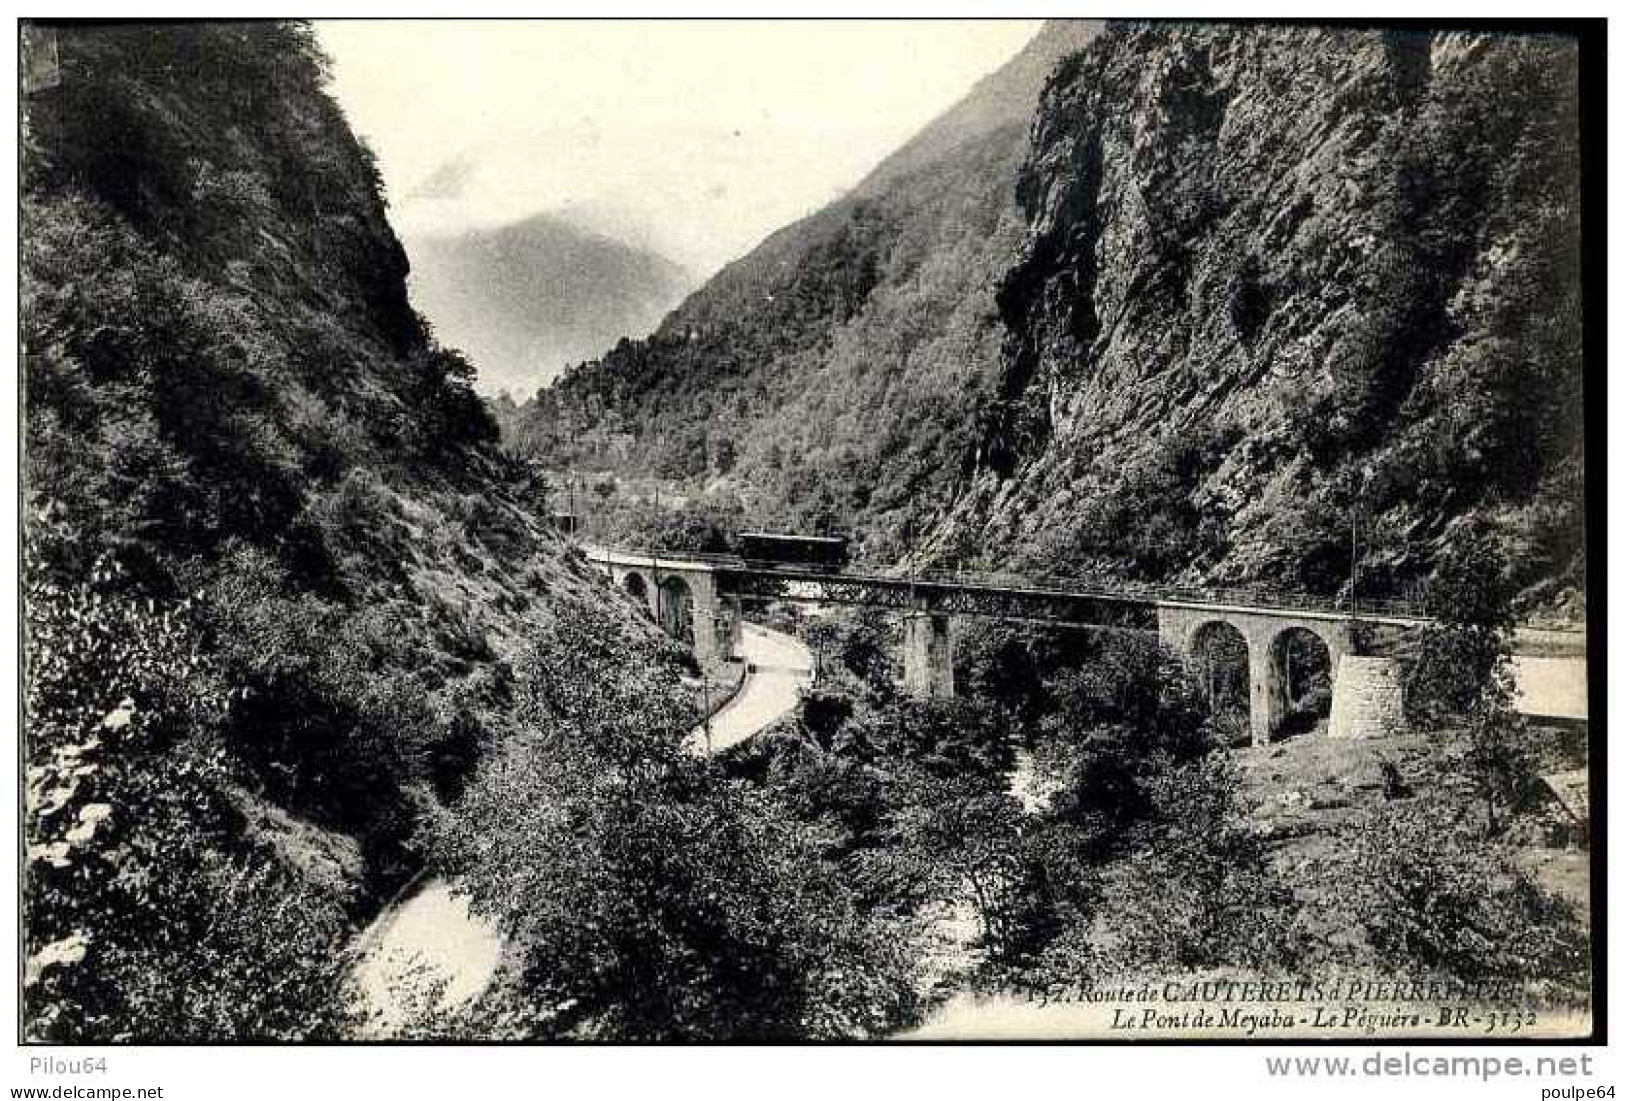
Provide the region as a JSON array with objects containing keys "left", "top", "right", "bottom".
[
  {"left": 701, "top": 674, "right": 713, "bottom": 755},
  {"left": 1350, "top": 465, "right": 1374, "bottom": 622},
  {"left": 1350, "top": 495, "right": 1358, "bottom": 619},
  {"left": 905, "top": 504, "right": 917, "bottom": 594}
]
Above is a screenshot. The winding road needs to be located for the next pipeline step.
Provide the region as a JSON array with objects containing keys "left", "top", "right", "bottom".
[
  {"left": 351, "top": 620, "right": 812, "bottom": 1034},
  {"left": 685, "top": 622, "right": 814, "bottom": 754}
]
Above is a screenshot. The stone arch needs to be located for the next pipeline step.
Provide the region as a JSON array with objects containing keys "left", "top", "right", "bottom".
[
  {"left": 621, "top": 570, "right": 650, "bottom": 610},
  {"left": 1268, "top": 626, "right": 1335, "bottom": 738},
  {"left": 1189, "top": 619, "right": 1251, "bottom": 745},
  {"left": 656, "top": 575, "right": 695, "bottom": 647}
]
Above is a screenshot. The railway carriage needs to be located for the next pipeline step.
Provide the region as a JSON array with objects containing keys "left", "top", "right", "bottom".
[{"left": 738, "top": 531, "right": 850, "bottom": 573}]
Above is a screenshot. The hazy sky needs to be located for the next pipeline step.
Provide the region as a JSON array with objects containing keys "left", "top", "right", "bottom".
[{"left": 316, "top": 20, "right": 1041, "bottom": 276}]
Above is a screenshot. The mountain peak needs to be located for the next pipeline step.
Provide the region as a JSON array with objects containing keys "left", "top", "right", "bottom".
[
  {"left": 854, "top": 19, "right": 1100, "bottom": 197},
  {"left": 404, "top": 213, "right": 691, "bottom": 397}
]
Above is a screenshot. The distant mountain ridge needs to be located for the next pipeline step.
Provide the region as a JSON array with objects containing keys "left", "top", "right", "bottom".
[
  {"left": 503, "top": 20, "right": 1100, "bottom": 557},
  {"left": 405, "top": 212, "right": 691, "bottom": 397}
]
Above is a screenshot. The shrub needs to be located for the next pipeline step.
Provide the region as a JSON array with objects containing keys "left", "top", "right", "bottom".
[
  {"left": 760, "top": 742, "right": 889, "bottom": 859},
  {"left": 858, "top": 775, "right": 1055, "bottom": 964},
  {"left": 1355, "top": 806, "right": 1588, "bottom": 992},
  {"left": 1406, "top": 526, "right": 1518, "bottom": 725},
  {"left": 798, "top": 684, "right": 857, "bottom": 750},
  {"left": 1093, "top": 754, "right": 1303, "bottom": 972},
  {"left": 842, "top": 696, "right": 1014, "bottom": 782},
  {"left": 956, "top": 623, "right": 1050, "bottom": 730},
  {"left": 1404, "top": 527, "right": 1538, "bottom": 834},
  {"left": 194, "top": 548, "right": 440, "bottom": 880},
  {"left": 24, "top": 549, "right": 358, "bottom": 1040},
  {"left": 1041, "top": 637, "right": 1213, "bottom": 846}
]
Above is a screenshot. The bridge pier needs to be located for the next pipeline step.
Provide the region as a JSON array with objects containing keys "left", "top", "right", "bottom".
[
  {"left": 722, "top": 595, "right": 744, "bottom": 654},
  {"left": 1248, "top": 634, "right": 1279, "bottom": 747},
  {"left": 903, "top": 611, "right": 955, "bottom": 700},
  {"left": 681, "top": 571, "right": 737, "bottom": 669}
]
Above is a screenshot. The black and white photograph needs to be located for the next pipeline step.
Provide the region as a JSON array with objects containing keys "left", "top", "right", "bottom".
[{"left": 11, "top": 9, "right": 1605, "bottom": 1075}]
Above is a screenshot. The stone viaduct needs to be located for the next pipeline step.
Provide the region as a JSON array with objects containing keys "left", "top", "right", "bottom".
[
  {"left": 583, "top": 545, "right": 1425, "bottom": 745},
  {"left": 1155, "top": 602, "right": 1359, "bottom": 744},
  {"left": 589, "top": 548, "right": 745, "bottom": 671}
]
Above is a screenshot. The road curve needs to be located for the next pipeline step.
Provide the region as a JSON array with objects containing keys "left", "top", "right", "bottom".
[{"left": 686, "top": 622, "right": 813, "bottom": 754}]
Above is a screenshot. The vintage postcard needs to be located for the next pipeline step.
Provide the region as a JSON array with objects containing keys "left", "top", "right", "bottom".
[{"left": 17, "top": 16, "right": 1599, "bottom": 1057}]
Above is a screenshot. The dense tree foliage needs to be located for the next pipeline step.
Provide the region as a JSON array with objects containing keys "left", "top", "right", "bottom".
[
  {"left": 1356, "top": 806, "right": 1587, "bottom": 992},
  {"left": 732, "top": 615, "right": 1300, "bottom": 984},
  {"left": 1405, "top": 527, "right": 1538, "bottom": 834},
  {"left": 24, "top": 541, "right": 357, "bottom": 1039},
  {"left": 441, "top": 597, "right": 919, "bottom": 1039}
]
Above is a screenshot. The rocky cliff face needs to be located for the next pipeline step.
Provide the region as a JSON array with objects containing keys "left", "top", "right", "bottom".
[{"left": 939, "top": 23, "right": 1583, "bottom": 614}]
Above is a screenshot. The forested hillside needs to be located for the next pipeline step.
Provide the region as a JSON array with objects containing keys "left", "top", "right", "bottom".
[
  {"left": 937, "top": 24, "right": 1584, "bottom": 615},
  {"left": 21, "top": 21, "right": 909, "bottom": 1041},
  {"left": 501, "top": 21, "right": 1099, "bottom": 558},
  {"left": 506, "top": 22, "right": 1583, "bottom": 619}
]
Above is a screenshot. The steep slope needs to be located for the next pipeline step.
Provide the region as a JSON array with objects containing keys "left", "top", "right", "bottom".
[
  {"left": 935, "top": 23, "right": 1584, "bottom": 614},
  {"left": 404, "top": 213, "right": 691, "bottom": 397},
  {"left": 503, "top": 20, "right": 1099, "bottom": 557},
  {"left": 852, "top": 19, "right": 1103, "bottom": 198},
  {"left": 20, "top": 21, "right": 696, "bottom": 1040}
]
